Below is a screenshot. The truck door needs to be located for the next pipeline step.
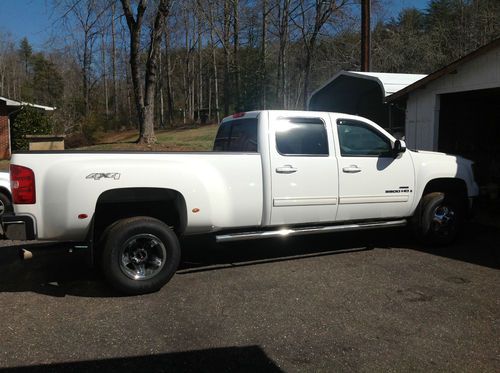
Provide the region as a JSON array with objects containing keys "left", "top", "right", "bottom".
[
  {"left": 334, "top": 116, "right": 415, "bottom": 221},
  {"left": 269, "top": 112, "right": 339, "bottom": 225}
]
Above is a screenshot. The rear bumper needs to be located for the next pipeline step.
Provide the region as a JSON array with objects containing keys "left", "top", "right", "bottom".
[{"left": 1, "top": 214, "right": 36, "bottom": 240}]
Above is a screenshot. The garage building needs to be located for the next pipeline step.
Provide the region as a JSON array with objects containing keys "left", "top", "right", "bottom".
[{"left": 387, "top": 37, "right": 500, "bottom": 189}]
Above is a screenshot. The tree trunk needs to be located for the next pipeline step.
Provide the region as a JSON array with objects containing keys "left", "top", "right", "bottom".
[
  {"left": 233, "top": 0, "right": 241, "bottom": 111},
  {"left": 159, "top": 51, "right": 165, "bottom": 128},
  {"left": 302, "top": 49, "right": 312, "bottom": 110},
  {"left": 197, "top": 18, "right": 203, "bottom": 123},
  {"left": 121, "top": 0, "right": 171, "bottom": 144},
  {"left": 296, "top": 0, "right": 347, "bottom": 109},
  {"left": 101, "top": 33, "right": 109, "bottom": 120},
  {"left": 277, "top": 0, "right": 290, "bottom": 109},
  {"left": 164, "top": 31, "right": 174, "bottom": 126},
  {"left": 183, "top": 17, "right": 190, "bottom": 124},
  {"left": 83, "top": 29, "right": 90, "bottom": 117},
  {"left": 111, "top": 1, "right": 118, "bottom": 119},
  {"left": 261, "top": 0, "right": 268, "bottom": 109},
  {"left": 223, "top": 0, "right": 231, "bottom": 116},
  {"left": 126, "top": 66, "right": 133, "bottom": 127},
  {"left": 209, "top": 10, "right": 220, "bottom": 123}
]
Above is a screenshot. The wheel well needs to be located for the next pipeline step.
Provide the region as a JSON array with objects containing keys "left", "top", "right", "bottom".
[
  {"left": 423, "top": 178, "right": 467, "bottom": 202},
  {"left": 93, "top": 188, "right": 187, "bottom": 244},
  {"left": 0, "top": 187, "right": 11, "bottom": 200}
]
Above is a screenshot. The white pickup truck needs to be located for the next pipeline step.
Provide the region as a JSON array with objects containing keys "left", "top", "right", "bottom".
[{"left": 5, "top": 110, "right": 478, "bottom": 294}]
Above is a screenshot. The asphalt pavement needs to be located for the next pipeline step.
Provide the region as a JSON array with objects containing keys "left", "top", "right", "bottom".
[{"left": 0, "top": 223, "right": 499, "bottom": 372}]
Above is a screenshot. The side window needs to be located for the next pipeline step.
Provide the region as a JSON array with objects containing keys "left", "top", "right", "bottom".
[
  {"left": 213, "top": 118, "right": 258, "bottom": 152},
  {"left": 275, "top": 118, "right": 329, "bottom": 156},
  {"left": 337, "top": 119, "right": 392, "bottom": 157}
]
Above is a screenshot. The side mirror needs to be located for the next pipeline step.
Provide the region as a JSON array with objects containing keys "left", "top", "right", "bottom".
[{"left": 393, "top": 139, "right": 406, "bottom": 154}]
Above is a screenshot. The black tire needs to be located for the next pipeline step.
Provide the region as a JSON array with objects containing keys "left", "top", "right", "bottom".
[
  {"left": 101, "top": 216, "right": 181, "bottom": 295},
  {"left": 414, "top": 192, "right": 464, "bottom": 246},
  {"left": 0, "top": 191, "right": 12, "bottom": 217}
]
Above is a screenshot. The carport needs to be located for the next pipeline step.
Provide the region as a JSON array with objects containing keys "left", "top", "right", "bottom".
[{"left": 308, "top": 71, "right": 425, "bottom": 136}]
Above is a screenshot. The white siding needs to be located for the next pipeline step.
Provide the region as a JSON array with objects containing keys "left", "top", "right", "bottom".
[{"left": 405, "top": 45, "right": 500, "bottom": 150}]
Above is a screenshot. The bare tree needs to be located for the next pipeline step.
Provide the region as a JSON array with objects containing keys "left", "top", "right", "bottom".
[
  {"left": 261, "top": 0, "right": 269, "bottom": 109},
  {"left": 209, "top": 10, "right": 220, "bottom": 123},
  {"left": 275, "top": 0, "right": 290, "bottom": 108},
  {"left": 293, "top": 0, "right": 347, "bottom": 109},
  {"left": 121, "top": 0, "right": 172, "bottom": 144},
  {"left": 57, "top": 0, "right": 109, "bottom": 116},
  {"left": 111, "top": 1, "right": 119, "bottom": 118},
  {"left": 232, "top": 0, "right": 241, "bottom": 111},
  {"left": 223, "top": 0, "right": 231, "bottom": 116},
  {"left": 197, "top": 16, "right": 203, "bottom": 122},
  {"left": 100, "top": 32, "right": 109, "bottom": 119},
  {"left": 164, "top": 28, "right": 175, "bottom": 126}
]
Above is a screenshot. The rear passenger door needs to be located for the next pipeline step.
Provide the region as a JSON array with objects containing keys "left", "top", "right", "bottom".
[{"left": 269, "top": 112, "right": 339, "bottom": 225}]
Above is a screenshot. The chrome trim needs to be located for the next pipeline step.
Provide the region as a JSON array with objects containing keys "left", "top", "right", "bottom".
[
  {"left": 3, "top": 220, "right": 26, "bottom": 225},
  {"left": 216, "top": 219, "right": 407, "bottom": 243},
  {"left": 340, "top": 195, "right": 409, "bottom": 204},
  {"left": 273, "top": 196, "right": 338, "bottom": 207}
]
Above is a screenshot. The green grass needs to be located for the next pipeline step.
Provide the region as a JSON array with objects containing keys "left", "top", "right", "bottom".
[
  {"left": 1, "top": 125, "right": 220, "bottom": 168},
  {"left": 78, "top": 124, "right": 219, "bottom": 152}
]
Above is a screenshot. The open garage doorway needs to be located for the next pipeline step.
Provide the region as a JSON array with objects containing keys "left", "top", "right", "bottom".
[{"left": 438, "top": 88, "right": 500, "bottom": 192}]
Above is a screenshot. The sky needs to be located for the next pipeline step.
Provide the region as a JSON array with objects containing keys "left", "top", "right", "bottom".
[
  {"left": 0, "top": 0, "right": 430, "bottom": 50},
  {"left": 0, "top": 0, "right": 55, "bottom": 49}
]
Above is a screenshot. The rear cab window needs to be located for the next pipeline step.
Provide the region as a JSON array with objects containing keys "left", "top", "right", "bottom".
[{"left": 213, "top": 118, "right": 258, "bottom": 152}]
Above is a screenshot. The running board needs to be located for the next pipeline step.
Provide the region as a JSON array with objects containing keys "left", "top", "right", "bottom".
[{"left": 215, "top": 219, "right": 407, "bottom": 243}]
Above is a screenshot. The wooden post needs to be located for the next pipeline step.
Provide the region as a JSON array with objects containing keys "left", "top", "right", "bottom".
[{"left": 361, "top": 0, "right": 371, "bottom": 72}]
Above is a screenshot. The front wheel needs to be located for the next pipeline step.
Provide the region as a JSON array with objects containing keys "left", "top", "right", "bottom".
[
  {"left": 414, "top": 192, "right": 464, "bottom": 246},
  {"left": 101, "top": 217, "right": 181, "bottom": 295}
]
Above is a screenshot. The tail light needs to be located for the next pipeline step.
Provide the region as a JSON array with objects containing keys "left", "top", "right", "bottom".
[{"left": 10, "top": 164, "right": 36, "bottom": 204}]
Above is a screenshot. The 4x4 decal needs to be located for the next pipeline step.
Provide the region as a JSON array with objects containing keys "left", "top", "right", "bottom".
[{"left": 86, "top": 173, "right": 121, "bottom": 180}]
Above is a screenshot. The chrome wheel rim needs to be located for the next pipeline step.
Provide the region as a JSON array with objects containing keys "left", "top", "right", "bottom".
[
  {"left": 119, "top": 234, "right": 167, "bottom": 281},
  {"left": 0, "top": 200, "right": 4, "bottom": 216},
  {"left": 431, "top": 205, "right": 456, "bottom": 237}
]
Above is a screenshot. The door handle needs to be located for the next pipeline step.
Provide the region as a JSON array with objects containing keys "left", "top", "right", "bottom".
[
  {"left": 342, "top": 165, "right": 361, "bottom": 173},
  {"left": 276, "top": 165, "right": 298, "bottom": 174}
]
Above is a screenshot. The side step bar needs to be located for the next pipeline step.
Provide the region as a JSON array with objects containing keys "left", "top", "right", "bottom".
[{"left": 216, "top": 219, "right": 407, "bottom": 243}]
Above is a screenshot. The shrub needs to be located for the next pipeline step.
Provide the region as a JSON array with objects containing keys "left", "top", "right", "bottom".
[
  {"left": 11, "top": 106, "right": 54, "bottom": 151},
  {"left": 81, "top": 113, "right": 106, "bottom": 144}
]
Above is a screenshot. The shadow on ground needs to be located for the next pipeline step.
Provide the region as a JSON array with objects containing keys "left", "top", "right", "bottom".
[
  {"left": 0, "top": 345, "right": 282, "bottom": 373},
  {"left": 0, "top": 222, "right": 498, "bottom": 298}
]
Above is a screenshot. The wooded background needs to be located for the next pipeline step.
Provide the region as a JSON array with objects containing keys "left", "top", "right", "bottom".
[{"left": 0, "top": 0, "right": 498, "bottom": 146}]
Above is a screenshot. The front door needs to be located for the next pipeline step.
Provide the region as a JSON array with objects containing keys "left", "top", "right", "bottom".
[
  {"left": 269, "top": 112, "right": 339, "bottom": 225},
  {"left": 334, "top": 117, "right": 415, "bottom": 221}
]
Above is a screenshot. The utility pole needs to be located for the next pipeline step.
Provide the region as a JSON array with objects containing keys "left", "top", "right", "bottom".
[{"left": 361, "top": 0, "right": 371, "bottom": 72}]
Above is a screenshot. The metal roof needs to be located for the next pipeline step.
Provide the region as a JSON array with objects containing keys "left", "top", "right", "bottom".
[
  {"left": 309, "top": 71, "right": 427, "bottom": 100},
  {"left": 0, "top": 96, "right": 56, "bottom": 111}
]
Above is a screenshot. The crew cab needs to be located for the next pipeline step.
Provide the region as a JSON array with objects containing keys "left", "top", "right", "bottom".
[{"left": 5, "top": 110, "right": 478, "bottom": 294}]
